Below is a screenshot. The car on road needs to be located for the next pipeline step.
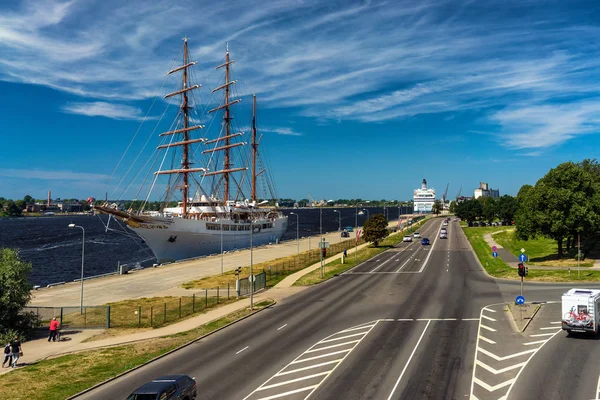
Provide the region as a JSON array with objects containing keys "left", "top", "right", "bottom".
[
  {"left": 126, "top": 375, "right": 197, "bottom": 400},
  {"left": 341, "top": 230, "right": 350, "bottom": 238},
  {"left": 413, "top": 232, "right": 421, "bottom": 238},
  {"left": 442, "top": 221, "right": 448, "bottom": 226},
  {"left": 403, "top": 235, "right": 412, "bottom": 242},
  {"left": 440, "top": 231, "right": 447, "bottom": 239},
  {"left": 345, "top": 226, "right": 354, "bottom": 232},
  {"left": 421, "top": 238, "right": 430, "bottom": 245}
]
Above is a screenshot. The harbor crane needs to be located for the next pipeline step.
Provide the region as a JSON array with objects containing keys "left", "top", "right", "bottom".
[
  {"left": 442, "top": 183, "right": 449, "bottom": 209},
  {"left": 456, "top": 185, "right": 462, "bottom": 200}
]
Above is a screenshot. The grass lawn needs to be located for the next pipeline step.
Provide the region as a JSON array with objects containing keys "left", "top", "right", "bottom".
[
  {"left": 463, "top": 226, "right": 600, "bottom": 282},
  {"left": 0, "top": 301, "right": 273, "bottom": 400},
  {"left": 493, "top": 230, "right": 594, "bottom": 267}
]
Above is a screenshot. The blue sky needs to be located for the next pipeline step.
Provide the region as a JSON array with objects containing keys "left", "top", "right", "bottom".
[{"left": 1, "top": 0, "right": 600, "bottom": 203}]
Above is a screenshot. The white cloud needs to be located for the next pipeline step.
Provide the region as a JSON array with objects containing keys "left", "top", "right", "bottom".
[
  {"left": 61, "top": 101, "right": 149, "bottom": 120},
  {"left": 490, "top": 101, "right": 600, "bottom": 149},
  {"left": 261, "top": 126, "right": 302, "bottom": 136},
  {"left": 1, "top": 0, "right": 600, "bottom": 148}
]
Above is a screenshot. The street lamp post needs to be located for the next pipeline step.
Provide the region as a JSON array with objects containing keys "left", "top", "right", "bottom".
[
  {"left": 354, "top": 203, "right": 360, "bottom": 262},
  {"left": 290, "top": 212, "right": 299, "bottom": 259},
  {"left": 220, "top": 212, "right": 224, "bottom": 275},
  {"left": 68, "top": 223, "right": 85, "bottom": 313},
  {"left": 250, "top": 208, "right": 254, "bottom": 310},
  {"left": 362, "top": 208, "right": 370, "bottom": 220},
  {"left": 334, "top": 209, "right": 341, "bottom": 231},
  {"left": 320, "top": 207, "right": 323, "bottom": 278}
]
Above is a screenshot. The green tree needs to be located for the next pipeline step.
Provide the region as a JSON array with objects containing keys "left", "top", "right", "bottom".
[
  {"left": 4, "top": 201, "right": 22, "bottom": 217},
  {"left": 23, "top": 195, "right": 33, "bottom": 204},
  {"left": 518, "top": 162, "right": 598, "bottom": 257},
  {"left": 0, "top": 248, "right": 36, "bottom": 339},
  {"left": 479, "top": 197, "right": 496, "bottom": 223},
  {"left": 432, "top": 199, "right": 443, "bottom": 216},
  {"left": 362, "top": 214, "right": 389, "bottom": 246},
  {"left": 449, "top": 201, "right": 456, "bottom": 213},
  {"left": 496, "top": 195, "right": 518, "bottom": 224}
]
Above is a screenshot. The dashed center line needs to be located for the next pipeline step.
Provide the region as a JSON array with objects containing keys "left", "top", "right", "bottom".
[
  {"left": 236, "top": 346, "right": 249, "bottom": 354},
  {"left": 277, "top": 324, "right": 287, "bottom": 331}
]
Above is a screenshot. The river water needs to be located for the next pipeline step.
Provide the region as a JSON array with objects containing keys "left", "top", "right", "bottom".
[{"left": 0, "top": 206, "right": 413, "bottom": 286}]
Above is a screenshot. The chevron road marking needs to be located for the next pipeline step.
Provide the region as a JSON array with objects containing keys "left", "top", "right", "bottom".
[
  {"left": 540, "top": 327, "right": 561, "bottom": 330},
  {"left": 480, "top": 324, "right": 497, "bottom": 332},
  {"left": 529, "top": 333, "right": 556, "bottom": 337},
  {"left": 477, "top": 347, "right": 537, "bottom": 361},
  {"left": 478, "top": 335, "right": 496, "bottom": 344},
  {"left": 475, "top": 360, "right": 527, "bottom": 375},
  {"left": 483, "top": 308, "right": 497, "bottom": 313},
  {"left": 481, "top": 315, "right": 497, "bottom": 322},
  {"left": 473, "top": 377, "right": 516, "bottom": 392},
  {"left": 523, "top": 340, "right": 548, "bottom": 346}
]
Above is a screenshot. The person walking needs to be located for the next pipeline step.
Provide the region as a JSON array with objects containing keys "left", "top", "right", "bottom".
[
  {"left": 2, "top": 342, "right": 12, "bottom": 368},
  {"left": 10, "top": 337, "right": 22, "bottom": 368},
  {"left": 48, "top": 317, "right": 60, "bottom": 342}
]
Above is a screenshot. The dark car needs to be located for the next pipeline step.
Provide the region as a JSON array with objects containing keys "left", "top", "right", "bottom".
[
  {"left": 341, "top": 230, "right": 350, "bottom": 238},
  {"left": 126, "top": 375, "right": 196, "bottom": 400},
  {"left": 421, "top": 238, "right": 430, "bottom": 245}
]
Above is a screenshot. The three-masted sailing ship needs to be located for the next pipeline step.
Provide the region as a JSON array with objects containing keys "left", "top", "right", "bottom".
[{"left": 95, "top": 39, "right": 287, "bottom": 263}]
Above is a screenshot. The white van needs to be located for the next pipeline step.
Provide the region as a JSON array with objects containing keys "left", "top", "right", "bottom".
[{"left": 561, "top": 288, "right": 600, "bottom": 335}]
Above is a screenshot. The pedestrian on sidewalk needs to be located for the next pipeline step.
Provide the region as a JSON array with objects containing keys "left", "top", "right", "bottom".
[
  {"left": 2, "top": 342, "right": 12, "bottom": 368},
  {"left": 48, "top": 317, "right": 60, "bottom": 342},
  {"left": 10, "top": 337, "right": 22, "bottom": 368}
]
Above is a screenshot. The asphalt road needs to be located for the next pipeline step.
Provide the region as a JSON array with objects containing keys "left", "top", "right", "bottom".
[{"left": 75, "top": 219, "right": 600, "bottom": 400}]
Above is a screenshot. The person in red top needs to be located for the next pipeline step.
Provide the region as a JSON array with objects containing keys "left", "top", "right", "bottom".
[{"left": 48, "top": 317, "right": 60, "bottom": 342}]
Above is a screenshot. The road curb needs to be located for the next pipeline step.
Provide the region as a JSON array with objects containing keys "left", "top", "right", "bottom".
[
  {"left": 67, "top": 301, "right": 276, "bottom": 399},
  {"left": 520, "top": 304, "right": 541, "bottom": 332}
]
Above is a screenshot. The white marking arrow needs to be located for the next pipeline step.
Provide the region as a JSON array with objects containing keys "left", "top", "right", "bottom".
[
  {"left": 473, "top": 377, "right": 515, "bottom": 392},
  {"left": 476, "top": 360, "right": 527, "bottom": 374}
]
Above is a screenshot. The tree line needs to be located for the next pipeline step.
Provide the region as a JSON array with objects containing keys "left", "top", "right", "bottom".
[{"left": 454, "top": 159, "right": 600, "bottom": 259}]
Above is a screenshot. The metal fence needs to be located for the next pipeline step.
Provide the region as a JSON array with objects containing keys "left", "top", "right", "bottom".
[
  {"left": 25, "top": 306, "right": 110, "bottom": 329},
  {"left": 25, "top": 273, "right": 268, "bottom": 330}
]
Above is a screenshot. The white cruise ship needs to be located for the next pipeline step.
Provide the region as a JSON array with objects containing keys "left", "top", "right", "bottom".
[{"left": 413, "top": 179, "right": 436, "bottom": 213}]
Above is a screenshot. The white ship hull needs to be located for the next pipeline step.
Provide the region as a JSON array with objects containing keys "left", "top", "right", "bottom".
[{"left": 129, "top": 216, "right": 288, "bottom": 263}]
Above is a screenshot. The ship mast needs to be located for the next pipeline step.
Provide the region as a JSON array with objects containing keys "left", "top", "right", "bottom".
[
  {"left": 157, "top": 38, "right": 205, "bottom": 217},
  {"left": 252, "top": 94, "right": 257, "bottom": 202},
  {"left": 209, "top": 43, "right": 244, "bottom": 203}
]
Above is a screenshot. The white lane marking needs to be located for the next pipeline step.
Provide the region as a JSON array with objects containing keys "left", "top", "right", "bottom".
[
  {"left": 395, "top": 256, "right": 414, "bottom": 273},
  {"left": 504, "top": 329, "right": 563, "bottom": 398},
  {"left": 252, "top": 385, "right": 318, "bottom": 400},
  {"left": 290, "top": 350, "right": 351, "bottom": 364},
  {"left": 462, "top": 318, "right": 480, "bottom": 321},
  {"left": 480, "top": 325, "right": 497, "bottom": 332},
  {"left": 529, "top": 333, "right": 556, "bottom": 337},
  {"left": 397, "top": 318, "right": 414, "bottom": 321},
  {"left": 236, "top": 346, "right": 249, "bottom": 354},
  {"left": 540, "top": 327, "right": 561, "bottom": 330},
  {"left": 370, "top": 256, "right": 395, "bottom": 273},
  {"left": 482, "top": 307, "right": 497, "bottom": 313},
  {"left": 474, "top": 377, "right": 516, "bottom": 392},
  {"left": 386, "top": 320, "right": 432, "bottom": 400},
  {"left": 380, "top": 318, "right": 396, "bottom": 322},
  {"left": 340, "top": 324, "right": 376, "bottom": 333},
  {"left": 478, "top": 335, "right": 496, "bottom": 344},
  {"left": 256, "top": 371, "right": 330, "bottom": 391},
  {"left": 481, "top": 315, "right": 497, "bottom": 322},
  {"left": 475, "top": 360, "right": 526, "bottom": 374},
  {"left": 277, "top": 324, "right": 287, "bottom": 331},
  {"left": 319, "top": 332, "right": 367, "bottom": 343},
  {"left": 305, "top": 340, "right": 360, "bottom": 353},
  {"left": 246, "top": 321, "right": 378, "bottom": 400},
  {"left": 523, "top": 340, "right": 548, "bottom": 346},
  {"left": 276, "top": 360, "right": 342, "bottom": 376},
  {"left": 417, "top": 221, "right": 445, "bottom": 273},
  {"left": 595, "top": 374, "right": 600, "bottom": 400},
  {"left": 477, "top": 347, "right": 537, "bottom": 361},
  {"left": 550, "top": 321, "right": 561, "bottom": 324}
]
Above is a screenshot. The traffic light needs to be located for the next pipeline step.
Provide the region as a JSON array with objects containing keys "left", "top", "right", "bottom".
[
  {"left": 518, "top": 263, "right": 525, "bottom": 277},
  {"left": 235, "top": 267, "right": 242, "bottom": 278}
]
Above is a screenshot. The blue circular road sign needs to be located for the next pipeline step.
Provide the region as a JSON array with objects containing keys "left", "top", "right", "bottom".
[
  {"left": 516, "top": 295, "right": 525, "bottom": 305},
  {"left": 519, "top": 254, "right": 527, "bottom": 262},
  {"left": 492, "top": 251, "right": 498, "bottom": 258}
]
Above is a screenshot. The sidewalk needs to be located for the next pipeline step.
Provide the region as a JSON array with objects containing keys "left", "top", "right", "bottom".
[{"left": 2, "top": 222, "right": 419, "bottom": 375}]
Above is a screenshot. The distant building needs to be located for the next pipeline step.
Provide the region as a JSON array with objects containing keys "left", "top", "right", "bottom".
[
  {"left": 57, "top": 202, "right": 83, "bottom": 212},
  {"left": 474, "top": 182, "right": 500, "bottom": 199}
]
